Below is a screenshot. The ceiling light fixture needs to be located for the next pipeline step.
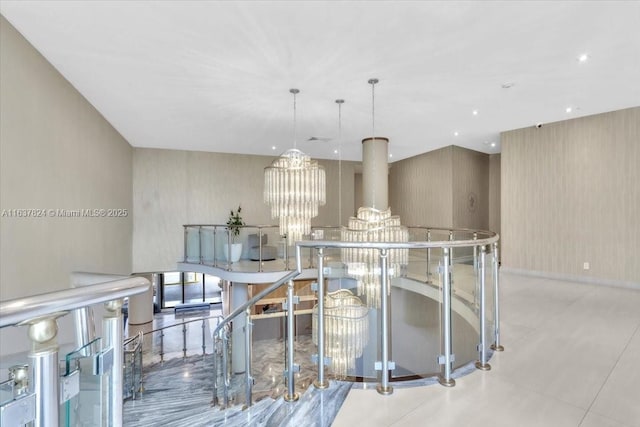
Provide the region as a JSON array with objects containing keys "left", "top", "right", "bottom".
[
  {"left": 490, "top": 142, "right": 496, "bottom": 148},
  {"left": 454, "top": 131, "right": 459, "bottom": 137},
  {"left": 341, "top": 78, "right": 408, "bottom": 308},
  {"left": 472, "top": 110, "right": 479, "bottom": 116},
  {"left": 566, "top": 107, "right": 573, "bottom": 113},
  {"left": 264, "top": 89, "right": 326, "bottom": 242},
  {"left": 578, "top": 53, "right": 589, "bottom": 62}
]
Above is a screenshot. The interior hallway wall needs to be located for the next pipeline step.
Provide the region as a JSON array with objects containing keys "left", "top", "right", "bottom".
[
  {"left": 501, "top": 107, "right": 639, "bottom": 286},
  {"left": 0, "top": 16, "right": 133, "bottom": 354},
  {"left": 132, "top": 148, "right": 358, "bottom": 273}
]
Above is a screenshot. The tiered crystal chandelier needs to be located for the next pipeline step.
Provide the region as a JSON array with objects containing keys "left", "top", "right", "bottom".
[
  {"left": 341, "top": 79, "right": 409, "bottom": 308},
  {"left": 342, "top": 207, "right": 409, "bottom": 307},
  {"left": 312, "top": 289, "right": 369, "bottom": 379},
  {"left": 264, "top": 89, "right": 326, "bottom": 242}
]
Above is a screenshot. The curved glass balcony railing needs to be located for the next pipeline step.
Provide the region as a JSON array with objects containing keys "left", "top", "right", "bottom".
[{"left": 180, "top": 225, "right": 502, "bottom": 407}]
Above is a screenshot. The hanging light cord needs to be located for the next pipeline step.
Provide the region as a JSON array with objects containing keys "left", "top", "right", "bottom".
[
  {"left": 336, "top": 99, "right": 344, "bottom": 226},
  {"left": 290, "top": 88, "right": 299, "bottom": 149},
  {"left": 368, "top": 78, "right": 378, "bottom": 210}
]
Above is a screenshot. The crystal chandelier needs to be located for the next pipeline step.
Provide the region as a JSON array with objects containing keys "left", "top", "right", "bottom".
[
  {"left": 312, "top": 289, "right": 369, "bottom": 379},
  {"left": 264, "top": 89, "right": 326, "bottom": 242},
  {"left": 342, "top": 207, "right": 409, "bottom": 307},
  {"left": 341, "top": 79, "right": 409, "bottom": 308}
]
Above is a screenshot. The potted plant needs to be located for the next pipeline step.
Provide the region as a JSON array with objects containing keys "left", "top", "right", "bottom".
[{"left": 224, "top": 205, "right": 245, "bottom": 262}]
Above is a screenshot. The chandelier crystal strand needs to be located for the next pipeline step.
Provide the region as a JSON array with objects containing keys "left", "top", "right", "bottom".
[
  {"left": 339, "top": 103, "right": 342, "bottom": 225},
  {"left": 312, "top": 289, "right": 369, "bottom": 379},
  {"left": 264, "top": 89, "right": 326, "bottom": 242}
]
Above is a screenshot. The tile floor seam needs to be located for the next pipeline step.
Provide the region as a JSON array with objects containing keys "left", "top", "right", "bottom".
[{"left": 576, "top": 321, "right": 640, "bottom": 427}]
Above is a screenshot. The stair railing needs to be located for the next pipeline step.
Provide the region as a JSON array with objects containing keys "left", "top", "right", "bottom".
[
  {"left": 211, "top": 247, "right": 303, "bottom": 408},
  {"left": 0, "top": 276, "right": 150, "bottom": 427}
]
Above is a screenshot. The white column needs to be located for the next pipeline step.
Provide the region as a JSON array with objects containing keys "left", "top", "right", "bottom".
[
  {"left": 128, "top": 273, "right": 155, "bottom": 325},
  {"left": 362, "top": 137, "right": 389, "bottom": 210}
]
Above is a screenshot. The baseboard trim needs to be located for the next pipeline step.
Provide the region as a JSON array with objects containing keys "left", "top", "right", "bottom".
[{"left": 500, "top": 267, "right": 640, "bottom": 291}]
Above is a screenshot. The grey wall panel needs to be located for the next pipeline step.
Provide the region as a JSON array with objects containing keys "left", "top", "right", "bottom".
[
  {"left": 389, "top": 146, "right": 454, "bottom": 227},
  {"left": 132, "top": 148, "right": 358, "bottom": 272},
  {"left": 501, "top": 107, "right": 639, "bottom": 284},
  {"left": 0, "top": 16, "right": 133, "bottom": 299}
]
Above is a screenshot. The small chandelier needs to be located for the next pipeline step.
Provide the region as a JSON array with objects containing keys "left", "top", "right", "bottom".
[
  {"left": 264, "top": 89, "right": 326, "bottom": 242},
  {"left": 341, "top": 79, "right": 409, "bottom": 308},
  {"left": 342, "top": 207, "right": 408, "bottom": 307},
  {"left": 312, "top": 289, "right": 369, "bottom": 379}
]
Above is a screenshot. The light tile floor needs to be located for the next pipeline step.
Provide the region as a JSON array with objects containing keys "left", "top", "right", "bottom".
[{"left": 333, "top": 272, "right": 640, "bottom": 427}]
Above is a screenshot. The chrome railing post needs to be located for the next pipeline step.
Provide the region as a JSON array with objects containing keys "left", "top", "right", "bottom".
[
  {"left": 211, "top": 330, "right": 220, "bottom": 406},
  {"left": 244, "top": 307, "right": 253, "bottom": 407},
  {"left": 104, "top": 298, "right": 125, "bottom": 425},
  {"left": 221, "top": 327, "right": 230, "bottom": 408},
  {"left": 213, "top": 226, "right": 217, "bottom": 268},
  {"left": 226, "top": 230, "right": 232, "bottom": 271},
  {"left": 438, "top": 247, "right": 455, "bottom": 387},
  {"left": 284, "top": 280, "right": 299, "bottom": 402},
  {"left": 258, "top": 228, "right": 264, "bottom": 272},
  {"left": 448, "top": 230, "right": 454, "bottom": 271},
  {"left": 198, "top": 225, "right": 203, "bottom": 264},
  {"left": 26, "top": 316, "right": 60, "bottom": 427},
  {"left": 473, "top": 232, "right": 478, "bottom": 273},
  {"left": 426, "top": 229, "right": 432, "bottom": 284},
  {"left": 284, "top": 234, "right": 290, "bottom": 270},
  {"left": 476, "top": 245, "right": 491, "bottom": 371},
  {"left": 183, "top": 226, "right": 188, "bottom": 262},
  {"left": 313, "top": 248, "right": 328, "bottom": 389},
  {"left": 491, "top": 242, "right": 504, "bottom": 352},
  {"left": 377, "top": 248, "right": 393, "bottom": 395}
]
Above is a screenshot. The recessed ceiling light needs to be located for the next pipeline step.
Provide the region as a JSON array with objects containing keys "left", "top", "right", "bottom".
[
  {"left": 454, "top": 131, "right": 459, "bottom": 137},
  {"left": 389, "top": 153, "right": 393, "bottom": 158},
  {"left": 271, "top": 146, "right": 276, "bottom": 150},
  {"left": 490, "top": 142, "right": 496, "bottom": 148},
  {"left": 565, "top": 107, "right": 573, "bottom": 113},
  {"left": 333, "top": 149, "right": 338, "bottom": 154},
  {"left": 472, "top": 110, "right": 479, "bottom": 116},
  {"left": 578, "top": 53, "right": 589, "bottom": 62},
  {"left": 501, "top": 82, "right": 515, "bottom": 89}
]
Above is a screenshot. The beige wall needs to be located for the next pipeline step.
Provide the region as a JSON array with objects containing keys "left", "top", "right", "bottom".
[
  {"left": 389, "top": 145, "right": 493, "bottom": 233},
  {"left": 0, "top": 16, "right": 133, "bottom": 300},
  {"left": 132, "top": 147, "right": 357, "bottom": 272},
  {"left": 489, "top": 154, "right": 501, "bottom": 239},
  {"left": 389, "top": 146, "right": 454, "bottom": 227},
  {"left": 501, "top": 107, "right": 639, "bottom": 285},
  {"left": 452, "top": 146, "right": 490, "bottom": 230}
]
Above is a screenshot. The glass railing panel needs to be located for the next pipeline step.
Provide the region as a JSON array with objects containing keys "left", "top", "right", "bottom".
[
  {"left": 62, "top": 337, "right": 106, "bottom": 427},
  {"left": 450, "top": 249, "right": 481, "bottom": 371},
  {"left": 123, "top": 333, "right": 143, "bottom": 401},
  {"left": 200, "top": 227, "right": 215, "bottom": 265},
  {"left": 185, "top": 226, "right": 200, "bottom": 263}
]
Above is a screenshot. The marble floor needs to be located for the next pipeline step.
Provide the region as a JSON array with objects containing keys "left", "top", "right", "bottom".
[{"left": 124, "top": 272, "right": 640, "bottom": 427}]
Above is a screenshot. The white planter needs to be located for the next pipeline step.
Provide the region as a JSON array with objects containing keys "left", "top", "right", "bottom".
[{"left": 223, "top": 243, "right": 243, "bottom": 263}]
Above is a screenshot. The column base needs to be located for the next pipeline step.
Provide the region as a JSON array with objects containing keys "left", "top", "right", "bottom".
[
  {"left": 283, "top": 392, "right": 299, "bottom": 402},
  {"left": 490, "top": 343, "right": 505, "bottom": 352},
  {"left": 313, "top": 379, "right": 329, "bottom": 389},
  {"left": 475, "top": 361, "right": 492, "bottom": 371},
  {"left": 376, "top": 384, "right": 393, "bottom": 395},
  {"left": 438, "top": 376, "right": 456, "bottom": 387}
]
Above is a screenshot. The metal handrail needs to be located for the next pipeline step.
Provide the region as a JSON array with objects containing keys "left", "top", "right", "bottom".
[
  {"left": 211, "top": 253, "right": 302, "bottom": 407},
  {"left": 295, "top": 234, "right": 498, "bottom": 250},
  {"left": 0, "top": 276, "right": 151, "bottom": 328}
]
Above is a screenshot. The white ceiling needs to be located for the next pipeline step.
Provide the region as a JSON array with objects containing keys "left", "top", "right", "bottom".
[{"left": 1, "top": 1, "right": 639, "bottom": 162}]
